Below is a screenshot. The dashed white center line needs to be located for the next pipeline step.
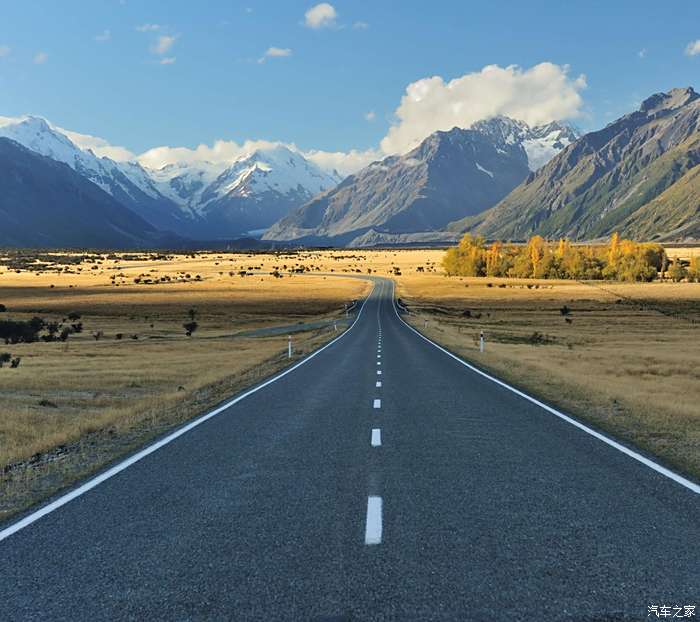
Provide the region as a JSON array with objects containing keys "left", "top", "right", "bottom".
[
  {"left": 377, "top": 370, "right": 382, "bottom": 375},
  {"left": 373, "top": 399, "right": 381, "bottom": 409},
  {"left": 365, "top": 496, "right": 383, "bottom": 545},
  {"left": 377, "top": 355, "right": 381, "bottom": 359},
  {"left": 376, "top": 381, "right": 382, "bottom": 387},
  {"left": 371, "top": 428, "right": 381, "bottom": 447},
  {"left": 377, "top": 361, "right": 381, "bottom": 366}
]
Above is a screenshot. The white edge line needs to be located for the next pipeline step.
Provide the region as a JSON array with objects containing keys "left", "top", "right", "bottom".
[
  {"left": 390, "top": 280, "right": 700, "bottom": 495},
  {"left": 365, "top": 495, "right": 383, "bottom": 544},
  {"left": 0, "top": 282, "right": 378, "bottom": 543}
]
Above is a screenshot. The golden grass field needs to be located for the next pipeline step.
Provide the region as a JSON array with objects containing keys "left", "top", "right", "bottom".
[{"left": 1, "top": 246, "right": 698, "bottom": 518}]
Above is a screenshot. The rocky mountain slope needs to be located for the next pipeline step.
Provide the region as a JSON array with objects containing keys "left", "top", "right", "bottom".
[
  {"left": 0, "top": 138, "right": 169, "bottom": 248},
  {"left": 452, "top": 87, "right": 700, "bottom": 241},
  {"left": 263, "top": 118, "right": 576, "bottom": 245}
]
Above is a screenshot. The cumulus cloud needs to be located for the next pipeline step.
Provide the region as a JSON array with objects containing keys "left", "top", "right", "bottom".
[
  {"left": 304, "top": 148, "right": 381, "bottom": 176},
  {"left": 364, "top": 111, "right": 376, "bottom": 122},
  {"left": 304, "top": 3, "right": 337, "bottom": 29},
  {"left": 159, "top": 57, "right": 176, "bottom": 65},
  {"left": 59, "top": 127, "right": 136, "bottom": 161},
  {"left": 0, "top": 45, "right": 10, "bottom": 58},
  {"left": 353, "top": 21, "right": 369, "bottom": 30},
  {"left": 138, "top": 139, "right": 285, "bottom": 169},
  {"left": 136, "top": 23, "right": 161, "bottom": 32},
  {"left": 33, "top": 51, "right": 48, "bottom": 64},
  {"left": 258, "top": 47, "right": 292, "bottom": 63},
  {"left": 380, "top": 62, "right": 587, "bottom": 154},
  {"left": 151, "top": 35, "right": 176, "bottom": 56},
  {"left": 95, "top": 30, "right": 111, "bottom": 42},
  {"left": 135, "top": 136, "right": 378, "bottom": 176},
  {"left": 685, "top": 40, "right": 700, "bottom": 56}
]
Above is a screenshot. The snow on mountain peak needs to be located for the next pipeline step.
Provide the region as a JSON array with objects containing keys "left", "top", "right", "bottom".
[{"left": 471, "top": 115, "right": 579, "bottom": 171}]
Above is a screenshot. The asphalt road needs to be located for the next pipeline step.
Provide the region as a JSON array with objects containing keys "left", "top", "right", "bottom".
[{"left": 1, "top": 277, "right": 698, "bottom": 621}]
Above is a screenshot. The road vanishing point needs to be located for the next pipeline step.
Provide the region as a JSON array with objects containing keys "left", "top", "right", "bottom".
[{"left": 1, "top": 277, "right": 698, "bottom": 620}]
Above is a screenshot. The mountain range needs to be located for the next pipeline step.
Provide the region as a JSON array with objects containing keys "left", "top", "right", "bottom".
[
  {"left": 451, "top": 87, "right": 700, "bottom": 242},
  {"left": 0, "top": 116, "right": 340, "bottom": 242},
  {"left": 263, "top": 118, "right": 577, "bottom": 245},
  {"left": 0, "top": 87, "right": 698, "bottom": 249}
]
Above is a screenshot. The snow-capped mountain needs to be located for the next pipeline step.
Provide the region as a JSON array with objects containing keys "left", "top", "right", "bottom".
[
  {"left": 0, "top": 116, "right": 191, "bottom": 234},
  {"left": 0, "top": 116, "right": 158, "bottom": 199},
  {"left": 0, "top": 116, "right": 343, "bottom": 239},
  {"left": 145, "top": 146, "right": 342, "bottom": 237},
  {"left": 470, "top": 116, "right": 579, "bottom": 171},
  {"left": 264, "top": 116, "right": 577, "bottom": 245}
]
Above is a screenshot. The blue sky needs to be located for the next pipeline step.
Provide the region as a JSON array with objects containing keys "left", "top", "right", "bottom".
[{"left": 1, "top": 1, "right": 699, "bottom": 171}]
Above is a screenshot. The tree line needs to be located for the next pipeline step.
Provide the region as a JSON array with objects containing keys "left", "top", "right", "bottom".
[{"left": 442, "top": 233, "right": 700, "bottom": 282}]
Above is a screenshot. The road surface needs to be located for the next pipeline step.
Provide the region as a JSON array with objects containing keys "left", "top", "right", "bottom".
[{"left": 1, "top": 277, "right": 698, "bottom": 620}]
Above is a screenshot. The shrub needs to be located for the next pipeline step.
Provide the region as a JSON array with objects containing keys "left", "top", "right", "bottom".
[
  {"left": 10, "top": 357, "right": 20, "bottom": 368},
  {"left": 183, "top": 321, "right": 198, "bottom": 337},
  {"left": 0, "top": 304, "right": 6, "bottom": 312},
  {"left": 0, "top": 352, "right": 11, "bottom": 367},
  {"left": 667, "top": 260, "right": 687, "bottom": 283},
  {"left": 0, "top": 317, "right": 45, "bottom": 344}
]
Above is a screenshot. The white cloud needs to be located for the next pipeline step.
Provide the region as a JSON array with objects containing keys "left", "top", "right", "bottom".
[
  {"left": 258, "top": 46, "right": 292, "bottom": 63},
  {"left": 364, "top": 111, "right": 376, "bottom": 122},
  {"left": 638, "top": 48, "right": 646, "bottom": 59},
  {"left": 151, "top": 35, "right": 176, "bottom": 56},
  {"left": 95, "top": 30, "right": 111, "bottom": 42},
  {"left": 304, "top": 148, "right": 381, "bottom": 176},
  {"left": 59, "top": 127, "right": 136, "bottom": 161},
  {"left": 136, "top": 137, "right": 378, "bottom": 176},
  {"left": 304, "top": 3, "right": 337, "bottom": 29},
  {"left": 380, "top": 62, "right": 587, "bottom": 154},
  {"left": 159, "top": 57, "right": 176, "bottom": 65},
  {"left": 353, "top": 21, "right": 369, "bottom": 30},
  {"left": 0, "top": 45, "right": 10, "bottom": 58},
  {"left": 33, "top": 51, "right": 48, "bottom": 64},
  {"left": 685, "top": 40, "right": 700, "bottom": 56},
  {"left": 136, "top": 23, "right": 161, "bottom": 32},
  {"left": 138, "top": 139, "right": 283, "bottom": 169}
]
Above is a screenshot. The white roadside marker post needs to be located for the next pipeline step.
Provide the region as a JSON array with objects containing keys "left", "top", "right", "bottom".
[
  {"left": 288, "top": 335, "right": 292, "bottom": 359},
  {"left": 334, "top": 321, "right": 337, "bottom": 332},
  {"left": 480, "top": 330, "right": 484, "bottom": 353}
]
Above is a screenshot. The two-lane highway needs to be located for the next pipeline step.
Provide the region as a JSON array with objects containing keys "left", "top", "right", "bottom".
[{"left": 1, "top": 277, "right": 698, "bottom": 620}]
